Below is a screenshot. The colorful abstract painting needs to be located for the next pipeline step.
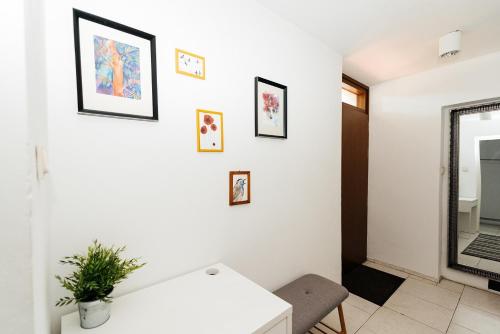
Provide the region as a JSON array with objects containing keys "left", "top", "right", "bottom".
[
  {"left": 94, "top": 35, "right": 141, "bottom": 99},
  {"left": 176, "top": 49, "right": 205, "bottom": 80},
  {"left": 196, "top": 109, "right": 223, "bottom": 152},
  {"left": 229, "top": 171, "right": 250, "bottom": 205}
]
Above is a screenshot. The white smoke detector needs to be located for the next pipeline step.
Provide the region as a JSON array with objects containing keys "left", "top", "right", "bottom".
[{"left": 439, "top": 30, "right": 462, "bottom": 58}]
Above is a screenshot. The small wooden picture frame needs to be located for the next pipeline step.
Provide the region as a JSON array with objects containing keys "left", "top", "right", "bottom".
[
  {"left": 229, "top": 171, "right": 251, "bottom": 206},
  {"left": 175, "top": 49, "right": 205, "bottom": 80},
  {"left": 196, "top": 109, "right": 224, "bottom": 152}
]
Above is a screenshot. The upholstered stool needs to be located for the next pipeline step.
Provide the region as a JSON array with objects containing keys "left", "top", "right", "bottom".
[{"left": 274, "top": 274, "right": 349, "bottom": 334}]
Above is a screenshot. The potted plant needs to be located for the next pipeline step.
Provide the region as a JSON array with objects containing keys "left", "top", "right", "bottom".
[{"left": 56, "top": 240, "right": 145, "bottom": 329}]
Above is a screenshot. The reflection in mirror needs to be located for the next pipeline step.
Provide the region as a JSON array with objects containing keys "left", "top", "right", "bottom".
[{"left": 457, "top": 109, "right": 500, "bottom": 275}]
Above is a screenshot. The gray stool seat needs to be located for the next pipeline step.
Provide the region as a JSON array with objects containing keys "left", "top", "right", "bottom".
[{"left": 274, "top": 274, "right": 349, "bottom": 334}]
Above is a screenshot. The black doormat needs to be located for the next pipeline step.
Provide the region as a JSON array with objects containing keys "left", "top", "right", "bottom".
[
  {"left": 462, "top": 233, "right": 500, "bottom": 262},
  {"left": 342, "top": 265, "right": 405, "bottom": 306}
]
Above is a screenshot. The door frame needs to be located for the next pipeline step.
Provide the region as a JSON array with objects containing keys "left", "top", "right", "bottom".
[{"left": 341, "top": 74, "right": 370, "bottom": 275}]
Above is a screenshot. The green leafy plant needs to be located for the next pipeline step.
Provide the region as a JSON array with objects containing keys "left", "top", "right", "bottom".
[{"left": 56, "top": 240, "right": 145, "bottom": 306}]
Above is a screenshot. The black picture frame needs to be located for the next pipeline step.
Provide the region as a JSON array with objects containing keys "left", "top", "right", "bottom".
[
  {"left": 73, "top": 9, "right": 158, "bottom": 121},
  {"left": 448, "top": 102, "right": 500, "bottom": 281},
  {"left": 255, "top": 76, "right": 287, "bottom": 138}
]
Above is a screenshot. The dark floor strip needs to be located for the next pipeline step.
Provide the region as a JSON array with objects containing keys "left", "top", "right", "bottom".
[{"left": 342, "top": 265, "right": 405, "bottom": 306}]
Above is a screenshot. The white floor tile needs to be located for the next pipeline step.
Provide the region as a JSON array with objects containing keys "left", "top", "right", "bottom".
[
  {"left": 460, "top": 286, "right": 500, "bottom": 317},
  {"left": 310, "top": 323, "right": 337, "bottom": 334},
  {"left": 384, "top": 290, "right": 454, "bottom": 332},
  {"left": 438, "top": 279, "right": 465, "bottom": 294},
  {"left": 452, "top": 304, "right": 500, "bottom": 334},
  {"left": 356, "top": 328, "right": 378, "bottom": 334},
  {"left": 447, "top": 323, "right": 479, "bottom": 334},
  {"left": 458, "top": 238, "right": 474, "bottom": 252},
  {"left": 345, "top": 293, "right": 379, "bottom": 315},
  {"left": 479, "top": 224, "right": 500, "bottom": 236},
  {"left": 342, "top": 267, "right": 500, "bottom": 334},
  {"left": 459, "top": 232, "right": 476, "bottom": 240},
  {"left": 476, "top": 258, "right": 500, "bottom": 273},
  {"left": 363, "top": 261, "right": 409, "bottom": 279},
  {"left": 398, "top": 278, "right": 461, "bottom": 310},
  {"left": 408, "top": 274, "right": 438, "bottom": 285},
  {"left": 362, "top": 307, "right": 442, "bottom": 334},
  {"left": 308, "top": 327, "right": 329, "bottom": 334},
  {"left": 457, "top": 254, "right": 480, "bottom": 267},
  {"left": 321, "top": 302, "right": 371, "bottom": 334}
]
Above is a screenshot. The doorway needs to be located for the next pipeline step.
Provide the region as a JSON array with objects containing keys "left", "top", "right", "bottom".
[{"left": 341, "top": 74, "right": 369, "bottom": 276}]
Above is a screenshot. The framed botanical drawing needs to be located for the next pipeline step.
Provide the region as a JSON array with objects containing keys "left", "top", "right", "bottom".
[
  {"left": 255, "top": 77, "right": 287, "bottom": 138},
  {"left": 196, "top": 109, "right": 224, "bottom": 152},
  {"left": 229, "top": 171, "right": 251, "bottom": 205},
  {"left": 73, "top": 9, "right": 158, "bottom": 120},
  {"left": 175, "top": 49, "right": 205, "bottom": 80}
]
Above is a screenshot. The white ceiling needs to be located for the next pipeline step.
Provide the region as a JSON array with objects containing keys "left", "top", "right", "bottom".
[{"left": 256, "top": 0, "right": 500, "bottom": 85}]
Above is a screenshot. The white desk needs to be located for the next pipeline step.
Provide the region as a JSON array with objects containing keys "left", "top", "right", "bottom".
[
  {"left": 458, "top": 197, "right": 479, "bottom": 233},
  {"left": 61, "top": 263, "right": 292, "bottom": 334}
]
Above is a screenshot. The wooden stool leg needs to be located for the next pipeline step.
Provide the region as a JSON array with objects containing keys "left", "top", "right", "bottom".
[
  {"left": 318, "top": 303, "right": 348, "bottom": 334},
  {"left": 338, "top": 303, "right": 347, "bottom": 334}
]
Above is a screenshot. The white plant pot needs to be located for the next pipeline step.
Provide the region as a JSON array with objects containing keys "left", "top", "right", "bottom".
[{"left": 78, "top": 299, "right": 111, "bottom": 329}]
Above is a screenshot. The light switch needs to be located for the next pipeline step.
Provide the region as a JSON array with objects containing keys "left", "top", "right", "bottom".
[{"left": 35, "top": 145, "right": 49, "bottom": 181}]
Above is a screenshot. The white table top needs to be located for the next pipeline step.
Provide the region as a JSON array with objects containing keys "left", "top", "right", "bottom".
[{"left": 61, "top": 263, "right": 292, "bottom": 334}]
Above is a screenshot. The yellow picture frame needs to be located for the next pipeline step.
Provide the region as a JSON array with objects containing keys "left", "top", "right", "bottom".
[
  {"left": 196, "top": 109, "right": 224, "bottom": 152},
  {"left": 175, "top": 48, "right": 206, "bottom": 80}
]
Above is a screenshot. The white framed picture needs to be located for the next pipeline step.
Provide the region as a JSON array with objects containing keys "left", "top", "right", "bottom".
[{"left": 255, "top": 77, "right": 287, "bottom": 138}]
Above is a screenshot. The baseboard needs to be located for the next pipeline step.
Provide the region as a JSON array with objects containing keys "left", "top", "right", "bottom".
[{"left": 366, "top": 257, "right": 439, "bottom": 283}]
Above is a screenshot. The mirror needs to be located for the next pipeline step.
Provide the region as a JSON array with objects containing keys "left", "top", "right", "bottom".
[{"left": 449, "top": 106, "right": 500, "bottom": 280}]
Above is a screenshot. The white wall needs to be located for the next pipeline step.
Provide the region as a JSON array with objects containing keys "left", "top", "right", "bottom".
[
  {"left": 0, "top": 1, "right": 35, "bottom": 333},
  {"left": 459, "top": 117, "right": 500, "bottom": 199},
  {"left": 25, "top": 0, "right": 51, "bottom": 331},
  {"left": 369, "top": 51, "right": 500, "bottom": 283},
  {"left": 44, "top": 0, "right": 342, "bottom": 332}
]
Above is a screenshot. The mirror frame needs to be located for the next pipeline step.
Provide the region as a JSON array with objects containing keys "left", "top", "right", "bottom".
[{"left": 448, "top": 102, "right": 500, "bottom": 280}]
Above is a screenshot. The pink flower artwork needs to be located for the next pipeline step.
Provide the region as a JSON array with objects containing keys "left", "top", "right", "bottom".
[
  {"left": 204, "top": 114, "right": 214, "bottom": 125},
  {"left": 197, "top": 110, "right": 223, "bottom": 152},
  {"left": 262, "top": 92, "right": 280, "bottom": 125}
]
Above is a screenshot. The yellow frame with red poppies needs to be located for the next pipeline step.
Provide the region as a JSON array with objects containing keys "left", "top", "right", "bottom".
[{"left": 196, "top": 109, "right": 224, "bottom": 152}]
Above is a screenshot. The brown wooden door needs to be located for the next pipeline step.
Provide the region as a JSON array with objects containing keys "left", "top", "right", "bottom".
[{"left": 342, "top": 102, "right": 369, "bottom": 275}]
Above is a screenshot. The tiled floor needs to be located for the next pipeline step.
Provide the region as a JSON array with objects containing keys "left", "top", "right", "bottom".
[
  {"left": 309, "top": 261, "right": 500, "bottom": 334},
  {"left": 458, "top": 225, "right": 500, "bottom": 273},
  {"left": 479, "top": 223, "right": 500, "bottom": 236}
]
